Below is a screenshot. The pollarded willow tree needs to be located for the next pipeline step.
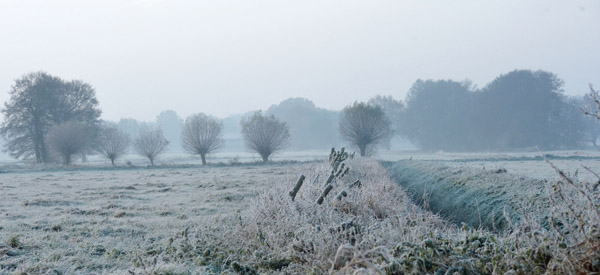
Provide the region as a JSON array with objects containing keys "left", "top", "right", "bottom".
[
  {"left": 134, "top": 127, "right": 169, "bottom": 166},
  {"left": 241, "top": 111, "right": 290, "bottom": 162},
  {"left": 0, "top": 71, "right": 101, "bottom": 163},
  {"left": 46, "top": 121, "right": 95, "bottom": 165},
  {"left": 181, "top": 113, "right": 224, "bottom": 165},
  {"left": 96, "top": 125, "right": 130, "bottom": 166},
  {"left": 339, "top": 102, "right": 392, "bottom": 157}
]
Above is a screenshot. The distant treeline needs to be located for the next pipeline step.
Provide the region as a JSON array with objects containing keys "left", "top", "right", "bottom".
[
  {"left": 2, "top": 69, "right": 597, "bottom": 163},
  {"left": 108, "top": 98, "right": 341, "bottom": 153},
  {"left": 109, "top": 110, "right": 185, "bottom": 153},
  {"left": 109, "top": 69, "right": 598, "bottom": 153},
  {"left": 398, "top": 69, "right": 598, "bottom": 151}
]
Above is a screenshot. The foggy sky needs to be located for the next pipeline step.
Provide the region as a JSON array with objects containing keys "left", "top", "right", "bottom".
[{"left": 0, "top": 0, "right": 598, "bottom": 122}]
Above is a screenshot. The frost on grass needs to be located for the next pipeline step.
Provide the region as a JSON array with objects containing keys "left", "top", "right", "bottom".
[
  {"left": 186, "top": 159, "right": 500, "bottom": 274},
  {"left": 387, "top": 160, "right": 554, "bottom": 230},
  {"left": 180, "top": 158, "right": 599, "bottom": 274},
  {"left": 0, "top": 163, "right": 311, "bottom": 274},
  {"left": 1, "top": 155, "right": 598, "bottom": 274}
]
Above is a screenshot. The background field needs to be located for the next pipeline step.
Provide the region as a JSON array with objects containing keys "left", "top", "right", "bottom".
[{"left": 379, "top": 149, "right": 600, "bottom": 180}]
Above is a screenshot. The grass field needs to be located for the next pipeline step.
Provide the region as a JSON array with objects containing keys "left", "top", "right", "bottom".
[
  {"left": 1, "top": 150, "right": 599, "bottom": 274},
  {"left": 379, "top": 149, "right": 600, "bottom": 180},
  {"left": 0, "top": 161, "right": 315, "bottom": 273}
]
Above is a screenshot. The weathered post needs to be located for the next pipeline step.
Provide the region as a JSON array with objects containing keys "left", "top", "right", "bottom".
[
  {"left": 334, "top": 163, "right": 346, "bottom": 177},
  {"left": 325, "top": 173, "right": 335, "bottom": 186},
  {"left": 289, "top": 174, "right": 306, "bottom": 201},
  {"left": 317, "top": 183, "right": 334, "bottom": 205}
]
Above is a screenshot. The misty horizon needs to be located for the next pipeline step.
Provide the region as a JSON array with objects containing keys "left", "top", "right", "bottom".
[{"left": 1, "top": 0, "right": 598, "bottom": 122}]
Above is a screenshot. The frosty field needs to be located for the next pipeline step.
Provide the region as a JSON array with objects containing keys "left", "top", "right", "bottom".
[
  {"left": 0, "top": 162, "right": 315, "bottom": 274},
  {"left": 379, "top": 149, "right": 600, "bottom": 180},
  {"left": 0, "top": 150, "right": 599, "bottom": 274},
  {"left": 383, "top": 150, "right": 600, "bottom": 230}
]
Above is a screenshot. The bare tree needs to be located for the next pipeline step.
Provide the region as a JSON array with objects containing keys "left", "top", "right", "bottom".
[
  {"left": 241, "top": 111, "right": 290, "bottom": 162},
  {"left": 46, "top": 121, "right": 95, "bottom": 165},
  {"left": 96, "top": 125, "right": 130, "bottom": 165},
  {"left": 181, "top": 113, "right": 224, "bottom": 165},
  {"left": 134, "top": 127, "right": 169, "bottom": 166},
  {"left": 339, "top": 102, "right": 392, "bottom": 157}
]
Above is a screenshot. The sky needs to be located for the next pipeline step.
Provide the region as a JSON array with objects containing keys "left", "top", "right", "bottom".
[{"left": 0, "top": 0, "right": 598, "bottom": 122}]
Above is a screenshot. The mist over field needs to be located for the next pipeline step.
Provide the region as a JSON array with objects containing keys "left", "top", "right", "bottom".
[{"left": 1, "top": 1, "right": 600, "bottom": 274}]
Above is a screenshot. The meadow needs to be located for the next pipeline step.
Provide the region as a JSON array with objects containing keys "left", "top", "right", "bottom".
[
  {"left": 1, "top": 150, "right": 599, "bottom": 274},
  {"left": 0, "top": 159, "right": 314, "bottom": 274}
]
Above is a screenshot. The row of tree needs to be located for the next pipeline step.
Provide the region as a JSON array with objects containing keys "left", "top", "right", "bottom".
[
  {"left": 108, "top": 98, "right": 340, "bottom": 154},
  {"left": 1, "top": 69, "right": 598, "bottom": 165},
  {"left": 102, "top": 105, "right": 382, "bottom": 165},
  {"left": 0, "top": 71, "right": 388, "bottom": 165},
  {"left": 115, "top": 71, "right": 594, "bottom": 154}
]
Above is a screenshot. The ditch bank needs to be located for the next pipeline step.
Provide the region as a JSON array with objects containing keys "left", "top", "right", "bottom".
[{"left": 384, "top": 160, "right": 550, "bottom": 231}]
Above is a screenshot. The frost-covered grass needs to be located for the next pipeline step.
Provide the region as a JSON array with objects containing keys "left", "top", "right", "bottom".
[
  {"left": 379, "top": 149, "right": 600, "bottom": 180},
  {"left": 1, "top": 151, "right": 599, "bottom": 274},
  {"left": 0, "top": 150, "right": 329, "bottom": 170},
  {"left": 152, "top": 157, "right": 599, "bottom": 274},
  {"left": 0, "top": 162, "right": 314, "bottom": 274},
  {"left": 386, "top": 160, "right": 553, "bottom": 230},
  {"left": 383, "top": 149, "right": 600, "bottom": 231},
  {"left": 144, "top": 158, "right": 472, "bottom": 274}
]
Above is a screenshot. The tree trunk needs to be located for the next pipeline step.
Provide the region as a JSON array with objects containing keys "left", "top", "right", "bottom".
[
  {"left": 201, "top": 153, "right": 207, "bottom": 165},
  {"left": 37, "top": 126, "right": 49, "bottom": 164},
  {"left": 33, "top": 120, "right": 44, "bottom": 164},
  {"left": 359, "top": 144, "right": 366, "bottom": 157},
  {"left": 63, "top": 154, "right": 71, "bottom": 166},
  {"left": 40, "top": 138, "right": 49, "bottom": 164},
  {"left": 34, "top": 147, "right": 42, "bottom": 164},
  {"left": 261, "top": 153, "right": 269, "bottom": 162}
]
